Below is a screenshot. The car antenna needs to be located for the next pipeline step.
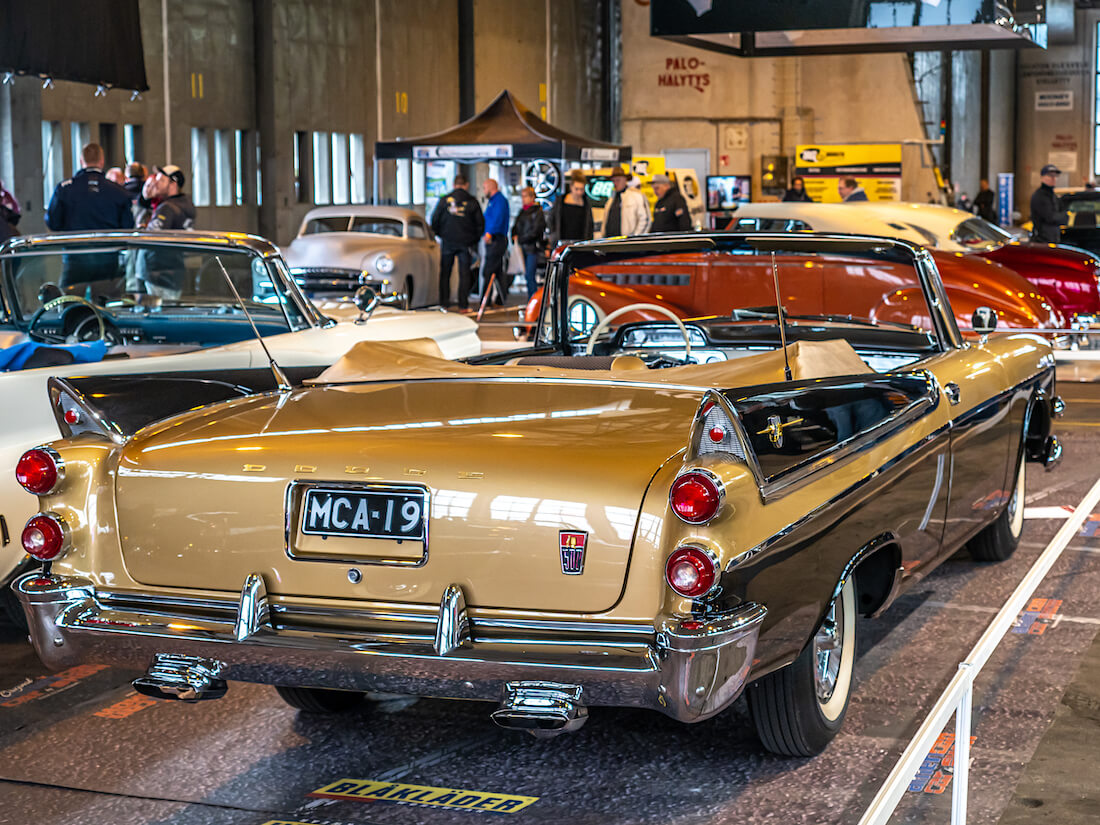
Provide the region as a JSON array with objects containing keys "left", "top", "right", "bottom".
[
  {"left": 215, "top": 255, "right": 293, "bottom": 392},
  {"left": 769, "top": 250, "right": 793, "bottom": 381}
]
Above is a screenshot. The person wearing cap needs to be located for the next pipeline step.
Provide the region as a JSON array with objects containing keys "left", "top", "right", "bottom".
[
  {"left": 144, "top": 165, "right": 196, "bottom": 231},
  {"left": 603, "top": 166, "right": 650, "bottom": 237},
  {"left": 45, "top": 143, "right": 135, "bottom": 287},
  {"left": 650, "top": 173, "right": 692, "bottom": 233},
  {"left": 134, "top": 165, "right": 196, "bottom": 298},
  {"left": 1029, "top": 164, "right": 1068, "bottom": 244}
]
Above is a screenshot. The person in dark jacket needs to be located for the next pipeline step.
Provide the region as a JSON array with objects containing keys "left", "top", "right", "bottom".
[
  {"left": 430, "top": 174, "right": 484, "bottom": 310},
  {"left": 1029, "top": 164, "right": 1068, "bottom": 243},
  {"left": 46, "top": 143, "right": 135, "bottom": 287},
  {"left": 650, "top": 174, "right": 692, "bottom": 233},
  {"left": 971, "top": 178, "right": 997, "bottom": 223},
  {"left": 511, "top": 186, "right": 547, "bottom": 300},
  {"left": 45, "top": 143, "right": 134, "bottom": 232},
  {"left": 782, "top": 176, "right": 813, "bottom": 202},
  {"left": 135, "top": 165, "right": 197, "bottom": 298},
  {"left": 0, "top": 179, "right": 20, "bottom": 243},
  {"left": 548, "top": 170, "right": 593, "bottom": 251}
]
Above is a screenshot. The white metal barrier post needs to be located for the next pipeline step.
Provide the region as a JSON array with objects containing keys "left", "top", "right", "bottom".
[{"left": 858, "top": 474, "right": 1100, "bottom": 825}]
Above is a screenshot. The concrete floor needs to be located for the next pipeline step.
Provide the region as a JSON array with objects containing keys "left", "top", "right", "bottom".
[{"left": 0, "top": 373, "right": 1098, "bottom": 825}]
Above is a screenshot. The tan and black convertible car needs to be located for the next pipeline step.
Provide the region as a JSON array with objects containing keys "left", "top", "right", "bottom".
[{"left": 14, "top": 233, "right": 1063, "bottom": 756}]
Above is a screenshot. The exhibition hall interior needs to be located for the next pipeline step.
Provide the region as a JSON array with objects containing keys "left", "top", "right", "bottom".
[{"left": 3, "top": 1, "right": 1100, "bottom": 823}]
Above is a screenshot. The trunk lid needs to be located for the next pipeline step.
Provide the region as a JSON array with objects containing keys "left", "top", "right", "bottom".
[{"left": 114, "top": 379, "right": 701, "bottom": 613}]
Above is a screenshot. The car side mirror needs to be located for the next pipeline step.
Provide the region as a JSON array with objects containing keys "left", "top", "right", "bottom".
[
  {"left": 353, "top": 285, "right": 379, "bottom": 324},
  {"left": 971, "top": 306, "right": 998, "bottom": 336}
]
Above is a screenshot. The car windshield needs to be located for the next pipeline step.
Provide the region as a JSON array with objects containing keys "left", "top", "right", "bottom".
[
  {"left": 950, "top": 217, "right": 1012, "bottom": 250},
  {"left": 538, "top": 239, "right": 943, "bottom": 355},
  {"left": 0, "top": 242, "right": 311, "bottom": 344},
  {"left": 303, "top": 216, "right": 404, "bottom": 237}
]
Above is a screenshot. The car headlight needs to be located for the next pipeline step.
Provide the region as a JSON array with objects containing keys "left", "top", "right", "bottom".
[{"left": 375, "top": 254, "right": 395, "bottom": 274}]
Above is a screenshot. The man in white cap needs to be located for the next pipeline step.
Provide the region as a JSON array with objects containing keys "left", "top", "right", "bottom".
[
  {"left": 602, "top": 166, "right": 650, "bottom": 237},
  {"left": 1029, "top": 163, "right": 1068, "bottom": 243},
  {"left": 650, "top": 173, "right": 692, "bottom": 233}
]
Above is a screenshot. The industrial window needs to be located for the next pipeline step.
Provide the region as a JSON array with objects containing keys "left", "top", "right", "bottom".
[
  {"left": 350, "top": 133, "right": 366, "bottom": 203},
  {"left": 331, "top": 132, "right": 349, "bottom": 205},
  {"left": 214, "top": 129, "right": 233, "bottom": 206},
  {"left": 293, "top": 131, "right": 307, "bottom": 203},
  {"left": 191, "top": 127, "right": 210, "bottom": 207},
  {"left": 123, "top": 124, "right": 143, "bottom": 166},
  {"left": 1095, "top": 21, "right": 1100, "bottom": 177},
  {"left": 234, "top": 130, "right": 245, "bottom": 206},
  {"left": 41, "top": 121, "right": 64, "bottom": 203},
  {"left": 312, "top": 131, "right": 331, "bottom": 205},
  {"left": 69, "top": 122, "right": 90, "bottom": 174}
]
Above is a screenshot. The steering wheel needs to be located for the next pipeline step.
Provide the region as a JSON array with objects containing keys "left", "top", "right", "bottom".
[
  {"left": 27, "top": 295, "right": 108, "bottom": 344},
  {"left": 585, "top": 302, "right": 693, "bottom": 359}
]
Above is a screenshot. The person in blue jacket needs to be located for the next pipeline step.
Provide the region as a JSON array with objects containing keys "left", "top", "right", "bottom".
[
  {"left": 480, "top": 178, "right": 511, "bottom": 305},
  {"left": 45, "top": 143, "right": 134, "bottom": 287}
]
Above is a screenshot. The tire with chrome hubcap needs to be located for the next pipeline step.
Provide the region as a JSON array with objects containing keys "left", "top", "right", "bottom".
[
  {"left": 968, "top": 456, "right": 1025, "bottom": 562},
  {"left": 274, "top": 685, "right": 367, "bottom": 713},
  {"left": 746, "top": 577, "right": 857, "bottom": 756}
]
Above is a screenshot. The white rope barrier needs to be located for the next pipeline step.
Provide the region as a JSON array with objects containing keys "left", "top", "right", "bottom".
[{"left": 858, "top": 473, "right": 1100, "bottom": 825}]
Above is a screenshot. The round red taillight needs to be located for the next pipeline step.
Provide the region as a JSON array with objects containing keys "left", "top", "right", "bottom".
[
  {"left": 669, "top": 470, "right": 723, "bottom": 524},
  {"left": 665, "top": 545, "right": 719, "bottom": 598},
  {"left": 16, "top": 448, "right": 62, "bottom": 495},
  {"left": 64, "top": 408, "right": 81, "bottom": 425},
  {"left": 21, "top": 513, "right": 68, "bottom": 562}
]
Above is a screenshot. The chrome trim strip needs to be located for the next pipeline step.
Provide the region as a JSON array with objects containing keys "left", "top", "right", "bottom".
[{"left": 730, "top": 420, "right": 954, "bottom": 568}]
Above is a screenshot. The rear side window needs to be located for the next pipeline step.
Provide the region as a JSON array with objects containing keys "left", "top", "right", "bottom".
[
  {"left": 304, "top": 217, "right": 349, "bottom": 234},
  {"left": 407, "top": 221, "right": 428, "bottom": 239},
  {"left": 349, "top": 218, "right": 403, "bottom": 236}
]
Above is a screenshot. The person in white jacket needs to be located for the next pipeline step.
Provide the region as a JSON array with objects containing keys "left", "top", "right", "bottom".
[{"left": 603, "top": 166, "right": 651, "bottom": 237}]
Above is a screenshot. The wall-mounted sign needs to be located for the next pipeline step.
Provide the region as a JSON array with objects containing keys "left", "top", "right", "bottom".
[
  {"left": 413, "top": 145, "right": 513, "bottom": 160},
  {"left": 657, "top": 56, "right": 710, "bottom": 93},
  {"left": 1036, "top": 90, "right": 1074, "bottom": 110},
  {"left": 795, "top": 144, "right": 902, "bottom": 203},
  {"left": 581, "top": 147, "right": 620, "bottom": 162}
]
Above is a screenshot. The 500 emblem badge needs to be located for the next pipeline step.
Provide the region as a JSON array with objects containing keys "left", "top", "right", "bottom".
[{"left": 559, "top": 530, "right": 588, "bottom": 575}]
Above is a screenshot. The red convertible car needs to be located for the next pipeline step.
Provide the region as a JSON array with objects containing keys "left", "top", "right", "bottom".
[{"left": 524, "top": 245, "right": 1065, "bottom": 338}]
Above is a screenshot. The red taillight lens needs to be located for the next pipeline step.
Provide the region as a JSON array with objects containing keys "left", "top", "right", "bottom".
[
  {"left": 665, "top": 545, "right": 719, "bottom": 598},
  {"left": 21, "top": 513, "right": 68, "bottom": 561},
  {"left": 16, "top": 448, "right": 61, "bottom": 495},
  {"left": 670, "top": 470, "right": 723, "bottom": 524}
]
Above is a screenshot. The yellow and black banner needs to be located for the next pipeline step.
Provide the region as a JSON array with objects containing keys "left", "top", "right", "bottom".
[
  {"left": 309, "top": 778, "right": 540, "bottom": 814},
  {"left": 795, "top": 144, "right": 902, "bottom": 203}
]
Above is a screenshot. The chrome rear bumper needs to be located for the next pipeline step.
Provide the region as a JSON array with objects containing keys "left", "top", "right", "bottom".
[{"left": 15, "top": 573, "right": 766, "bottom": 724}]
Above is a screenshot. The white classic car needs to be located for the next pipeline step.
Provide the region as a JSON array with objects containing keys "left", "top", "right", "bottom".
[
  {"left": 0, "top": 230, "right": 479, "bottom": 624},
  {"left": 284, "top": 206, "right": 441, "bottom": 308}
]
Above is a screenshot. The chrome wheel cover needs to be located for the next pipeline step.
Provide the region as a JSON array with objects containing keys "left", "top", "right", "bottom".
[{"left": 814, "top": 593, "right": 845, "bottom": 703}]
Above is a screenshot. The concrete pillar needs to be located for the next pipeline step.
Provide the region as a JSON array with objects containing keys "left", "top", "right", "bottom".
[{"left": 0, "top": 78, "right": 45, "bottom": 233}]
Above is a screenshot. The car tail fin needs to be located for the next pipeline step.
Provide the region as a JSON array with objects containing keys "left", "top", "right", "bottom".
[{"left": 690, "top": 391, "right": 748, "bottom": 462}]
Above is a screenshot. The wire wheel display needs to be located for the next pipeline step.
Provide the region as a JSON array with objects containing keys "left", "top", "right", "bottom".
[{"left": 524, "top": 160, "right": 561, "bottom": 210}]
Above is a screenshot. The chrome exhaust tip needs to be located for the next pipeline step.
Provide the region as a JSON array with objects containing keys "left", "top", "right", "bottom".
[
  {"left": 132, "top": 654, "right": 227, "bottom": 702},
  {"left": 490, "top": 681, "right": 588, "bottom": 738}
]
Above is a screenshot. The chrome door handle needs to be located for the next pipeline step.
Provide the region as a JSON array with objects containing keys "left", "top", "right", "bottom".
[{"left": 944, "top": 382, "right": 961, "bottom": 405}]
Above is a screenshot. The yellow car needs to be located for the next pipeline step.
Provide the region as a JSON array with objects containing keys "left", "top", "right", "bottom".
[{"left": 14, "top": 233, "right": 1062, "bottom": 756}]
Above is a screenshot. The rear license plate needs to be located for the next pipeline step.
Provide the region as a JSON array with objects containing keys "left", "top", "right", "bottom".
[{"left": 299, "top": 485, "right": 428, "bottom": 542}]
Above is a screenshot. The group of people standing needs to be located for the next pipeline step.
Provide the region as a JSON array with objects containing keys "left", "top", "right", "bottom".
[
  {"left": 43, "top": 142, "right": 196, "bottom": 239},
  {"left": 429, "top": 165, "right": 698, "bottom": 311}
]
